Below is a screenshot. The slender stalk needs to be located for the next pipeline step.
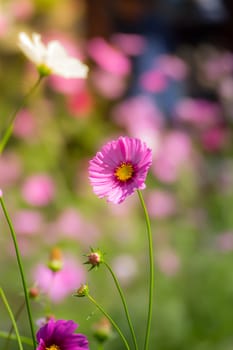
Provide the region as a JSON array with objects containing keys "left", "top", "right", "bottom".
[
  {"left": 103, "top": 261, "right": 138, "bottom": 350},
  {"left": 0, "top": 196, "right": 37, "bottom": 349},
  {"left": 0, "top": 74, "right": 44, "bottom": 154},
  {"left": 137, "top": 190, "right": 154, "bottom": 350},
  {"left": 97, "top": 343, "right": 104, "bottom": 350},
  {"left": 87, "top": 294, "right": 131, "bottom": 350},
  {"left": 4, "top": 300, "right": 25, "bottom": 350},
  {"left": 0, "top": 287, "right": 24, "bottom": 350},
  {"left": 0, "top": 331, "right": 33, "bottom": 346}
]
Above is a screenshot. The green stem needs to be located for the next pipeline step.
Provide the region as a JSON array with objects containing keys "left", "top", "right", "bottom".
[
  {"left": 87, "top": 294, "right": 131, "bottom": 350},
  {"left": 0, "top": 196, "right": 37, "bottom": 349},
  {"left": 0, "top": 287, "right": 24, "bottom": 350},
  {"left": 137, "top": 190, "right": 154, "bottom": 350},
  {"left": 0, "top": 331, "right": 33, "bottom": 346},
  {"left": 97, "top": 343, "right": 104, "bottom": 350},
  {"left": 103, "top": 261, "right": 138, "bottom": 350},
  {"left": 0, "top": 74, "right": 44, "bottom": 154},
  {"left": 4, "top": 300, "right": 25, "bottom": 350}
]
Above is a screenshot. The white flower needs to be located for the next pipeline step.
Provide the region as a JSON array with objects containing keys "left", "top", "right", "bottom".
[{"left": 18, "top": 32, "right": 89, "bottom": 79}]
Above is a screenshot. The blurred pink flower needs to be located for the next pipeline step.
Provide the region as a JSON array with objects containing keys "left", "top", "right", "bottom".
[
  {"left": 66, "top": 89, "right": 93, "bottom": 117},
  {"left": 112, "top": 254, "right": 138, "bottom": 285},
  {"left": 203, "top": 52, "right": 233, "bottom": 81},
  {"left": 218, "top": 77, "right": 233, "bottom": 100},
  {"left": 111, "top": 33, "right": 147, "bottom": 56},
  {"left": 0, "top": 13, "right": 9, "bottom": 37},
  {"left": 12, "top": 209, "right": 44, "bottom": 235},
  {"left": 157, "top": 54, "right": 189, "bottom": 81},
  {"left": 146, "top": 189, "right": 176, "bottom": 219},
  {"left": 91, "top": 68, "right": 127, "bottom": 99},
  {"left": 33, "top": 257, "right": 85, "bottom": 303},
  {"left": 0, "top": 152, "right": 22, "bottom": 187},
  {"left": 174, "top": 98, "right": 222, "bottom": 129},
  {"left": 157, "top": 249, "right": 180, "bottom": 276},
  {"left": 10, "top": 0, "right": 34, "bottom": 20},
  {"left": 215, "top": 232, "right": 233, "bottom": 252},
  {"left": 200, "top": 126, "right": 228, "bottom": 152},
  {"left": 21, "top": 174, "right": 55, "bottom": 206},
  {"left": 112, "top": 95, "right": 164, "bottom": 151},
  {"left": 152, "top": 131, "right": 192, "bottom": 183},
  {"left": 139, "top": 69, "right": 167, "bottom": 93},
  {"left": 48, "top": 208, "right": 99, "bottom": 245},
  {"left": 13, "top": 109, "right": 37, "bottom": 139},
  {"left": 87, "top": 37, "right": 131, "bottom": 76}
]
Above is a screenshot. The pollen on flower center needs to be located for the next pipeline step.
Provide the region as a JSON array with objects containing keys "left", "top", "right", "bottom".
[
  {"left": 114, "top": 162, "right": 134, "bottom": 182},
  {"left": 46, "top": 345, "right": 60, "bottom": 350}
]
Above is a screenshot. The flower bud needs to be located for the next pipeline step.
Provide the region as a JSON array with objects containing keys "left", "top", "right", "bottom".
[
  {"left": 47, "top": 247, "right": 63, "bottom": 272},
  {"left": 74, "top": 284, "right": 89, "bottom": 297},
  {"left": 28, "top": 287, "right": 40, "bottom": 299},
  {"left": 93, "top": 317, "right": 112, "bottom": 344},
  {"left": 84, "top": 248, "right": 104, "bottom": 270}
]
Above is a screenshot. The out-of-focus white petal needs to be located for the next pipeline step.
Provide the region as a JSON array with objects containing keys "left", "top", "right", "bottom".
[
  {"left": 52, "top": 58, "right": 89, "bottom": 78},
  {"left": 18, "top": 32, "right": 42, "bottom": 64},
  {"left": 47, "top": 40, "right": 67, "bottom": 60},
  {"left": 18, "top": 32, "right": 88, "bottom": 79}
]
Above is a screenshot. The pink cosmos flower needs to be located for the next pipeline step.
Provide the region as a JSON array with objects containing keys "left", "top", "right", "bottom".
[
  {"left": 146, "top": 189, "right": 176, "bottom": 219},
  {"left": 0, "top": 152, "right": 22, "bottom": 187},
  {"left": 67, "top": 89, "right": 92, "bottom": 117},
  {"left": 112, "top": 96, "right": 164, "bottom": 151},
  {"left": 152, "top": 131, "right": 192, "bottom": 183},
  {"left": 11, "top": 0, "right": 34, "bottom": 20},
  {"left": 112, "top": 254, "right": 138, "bottom": 285},
  {"left": 156, "top": 54, "right": 188, "bottom": 81},
  {"left": 12, "top": 209, "right": 44, "bottom": 235},
  {"left": 139, "top": 69, "right": 167, "bottom": 93},
  {"left": 200, "top": 126, "right": 228, "bottom": 152},
  {"left": 157, "top": 249, "right": 181, "bottom": 276},
  {"left": 215, "top": 232, "right": 233, "bottom": 252},
  {"left": 87, "top": 37, "right": 131, "bottom": 76},
  {"left": 88, "top": 136, "right": 152, "bottom": 204},
  {"left": 91, "top": 68, "right": 127, "bottom": 99},
  {"left": 13, "top": 108, "right": 37, "bottom": 139},
  {"left": 47, "top": 208, "right": 99, "bottom": 245},
  {"left": 21, "top": 174, "right": 55, "bottom": 206},
  {"left": 33, "top": 257, "right": 85, "bottom": 303},
  {"left": 174, "top": 98, "right": 222, "bottom": 129},
  {"left": 111, "top": 33, "right": 147, "bottom": 56},
  {"left": 36, "top": 318, "right": 89, "bottom": 350}
]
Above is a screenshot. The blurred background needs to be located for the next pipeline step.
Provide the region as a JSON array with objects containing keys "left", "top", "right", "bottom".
[{"left": 1, "top": 0, "right": 233, "bottom": 349}]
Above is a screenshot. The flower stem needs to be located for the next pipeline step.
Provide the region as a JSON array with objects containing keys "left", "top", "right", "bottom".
[
  {"left": 103, "top": 261, "right": 138, "bottom": 350},
  {"left": 4, "top": 300, "right": 25, "bottom": 350},
  {"left": 0, "top": 331, "right": 33, "bottom": 346},
  {"left": 137, "top": 190, "right": 154, "bottom": 350},
  {"left": 97, "top": 343, "right": 104, "bottom": 350},
  {"left": 0, "top": 196, "right": 37, "bottom": 349},
  {"left": 0, "top": 74, "right": 44, "bottom": 154},
  {"left": 0, "top": 287, "right": 24, "bottom": 350},
  {"left": 87, "top": 294, "right": 131, "bottom": 350}
]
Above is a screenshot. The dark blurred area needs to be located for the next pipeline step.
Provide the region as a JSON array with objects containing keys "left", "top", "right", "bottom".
[{"left": 86, "top": 0, "right": 232, "bottom": 46}]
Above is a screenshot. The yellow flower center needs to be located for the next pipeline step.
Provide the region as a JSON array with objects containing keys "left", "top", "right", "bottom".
[
  {"left": 114, "top": 162, "right": 134, "bottom": 182},
  {"left": 46, "top": 345, "right": 60, "bottom": 350}
]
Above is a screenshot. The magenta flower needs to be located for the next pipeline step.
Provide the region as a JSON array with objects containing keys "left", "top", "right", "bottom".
[
  {"left": 88, "top": 136, "right": 152, "bottom": 204},
  {"left": 36, "top": 318, "right": 89, "bottom": 350}
]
